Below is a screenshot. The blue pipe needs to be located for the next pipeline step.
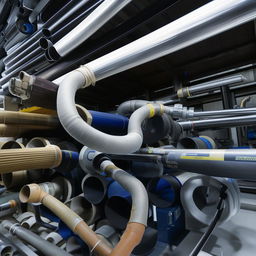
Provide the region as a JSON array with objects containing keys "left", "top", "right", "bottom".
[{"left": 89, "top": 110, "right": 128, "bottom": 135}]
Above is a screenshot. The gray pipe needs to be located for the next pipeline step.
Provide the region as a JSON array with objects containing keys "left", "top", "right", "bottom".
[
  {"left": 179, "top": 115, "right": 256, "bottom": 130},
  {"left": 51, "top": 0, "right": 131, "bottom": 58},
  {"left": 164, "top": 149, "right": 256, "bottom": 180},
  {"left": 2, "top": 220, "right": 71, "bottom": 256},
  {"left": 117, "top": 100, "right": 152, "bottom": 116},
  {"left": 176, "top": 75, "right": 244, "bottom": 98},
  {"left": 100, "top": 160, "right": 148, "bottom": 226}
]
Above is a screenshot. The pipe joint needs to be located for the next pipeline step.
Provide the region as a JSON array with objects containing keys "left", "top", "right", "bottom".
[{"left": 76, "top": 66, "right": 96, "bottom": 88}]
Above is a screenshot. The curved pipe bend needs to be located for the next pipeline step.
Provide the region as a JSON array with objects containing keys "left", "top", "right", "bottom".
[{"left": 57, "top": 72, "right": 165, "bottom": 154}]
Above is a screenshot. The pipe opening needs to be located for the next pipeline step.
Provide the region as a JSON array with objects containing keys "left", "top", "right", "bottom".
[
  {"left": 83, "top": 176, "right": 106, "bottom": 204},
  {"left": 2, "top": 173, "right": 13, "bottom": 188},
  {"left": 19, "top": 71, "right": 25, "bottom": 80},
  {"left": 193, "top": 186, "right": 220, "bottom": 216},
  {"left": 42, "top": 28, "right": 51, "bottom": 38},
  {"left": 105, "top": 196, "right": 131, "bottom": 230},
  {"left": 147, "top": 177, "right": 180, "bottom": 208},
  {"left": 0, "top": 245, "right": 13, "bottom": 256},
  {"left": 47, "top": 46, "right": 60, "bottom": 61},
  {"left": 19, "top": 185, "right": 30, "bottom": 203},
  {"left": 70, "top": 196, "right": 94, "bottom": 223},
  {"left": 39, "top": 38, "right": 49, "bottom": 50},
  {"left": 26, "top": 137, "right": 49, "bottom": 148}
]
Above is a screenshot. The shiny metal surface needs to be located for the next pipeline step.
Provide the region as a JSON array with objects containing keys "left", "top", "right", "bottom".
[
  {"left": 179, "top": 114, "right": 256, "bottom": 130},
  {"left": 85, "top": 0, "right": 256, "bottom": 81},
  {"left": 54, "top": 0, "right": 131, "bottom": 57},
  {"left": 193, "top": 107, "right": 256, "bottom": 118},
  {"left": 187, "top": 75, "right": 244, "bottom": 96}
]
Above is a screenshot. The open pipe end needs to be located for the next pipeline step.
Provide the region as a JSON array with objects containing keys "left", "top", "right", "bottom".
[
  {"left": 19, "top": 184, "right": 45, "bottom": 203},
  {"left": 46, "top": 46, "right": 61, "bottom": 62}
]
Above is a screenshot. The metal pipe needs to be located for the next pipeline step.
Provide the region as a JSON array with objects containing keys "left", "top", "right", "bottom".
[
  {"left": 176, "top": 75, "right": 245, "bottom": 98},
  {"left": 179, "top": 115, "right": 256, "bottom": 130},
  {"left": 50, "top": 0, "right": 131, "bottom": 58},
  {"left": 2, "top": 220, "right": 71, "bottom": 256},
  {"left": 193, "top": 108, "right": 256, "bottom": 118},
  {"left": 79, "top": 0, "right": 256, "bottom": 82},
  {"left": 3, "top": 29, "right": 51, "bottom": 64},
  {"left": 164, "top": 149, "right": 256, "bottom": 180}
]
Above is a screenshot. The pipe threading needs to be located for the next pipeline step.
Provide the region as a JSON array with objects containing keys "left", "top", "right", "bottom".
[{"left": 0, "top": 145, "right": 62, "bottom": 173}]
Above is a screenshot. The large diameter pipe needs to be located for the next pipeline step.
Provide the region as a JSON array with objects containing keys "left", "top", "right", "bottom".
[
  {"left": 51, "top": 0, "right": 131, "bottom": 58},
  {"left": 78, "top": 0, "right": 256, "bottom": 82},
  {"left": 2, "top": 220, "right": 71, "bottom": 256},
  {"left": 164, "top": 149, "right": 256, "bottom": 180},
  {"left": 19, "top": 184, "right": 112, "bottom": 256},
  {"left": 179, "top": 115, "right": 256, "bottom": 130},
  {"left": 0, "top": 145, "right": 62, "bottom": 173}
]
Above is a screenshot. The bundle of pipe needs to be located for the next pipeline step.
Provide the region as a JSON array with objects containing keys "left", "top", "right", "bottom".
[
  {"left": 0, "top": 141, "right": 29, "bottom": 189},
  {"left": 180, "top": 175, "right": 240, "bottom": 230},
  {"left": 2, "top": 220, "right": 71, "bottom": 256},
  {"left": 20, "top": 146, "right": 149, "bottom": 256},
  {"left": 0, "top": 110, "right": 59, "bottom": 137},
  {"left": 48, "top": 0, "right": 132, "bottom": 60},
  {"left": 56, "top": 0, "right": 256, "bottom": 154}
]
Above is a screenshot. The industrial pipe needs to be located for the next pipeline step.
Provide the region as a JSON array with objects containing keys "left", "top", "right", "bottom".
[
  {"left": 57, "top": 0, "right": 256, "bottom": 153},
  {"left": 0, "top": 110, "right": 58, "bottom": 126},
  {"left": 82, "top": 174, "right": 112, "bottom": 204},
  {"left": 19, "top": 184, "right": 112, "bottom": 256},
  {"left": 176, "top": 75, "right": 244, "bottom": 98},
  {"left": 49, "top": 0, "right": 132, "bottom": 58},
  {"left": 2, "top": 220, "right": 71, "bottom": 256},
  {"left": 0, "top": 200, "right": 17, "bottom": 211},
  {"left": 177, "top": 136, "right": 216, "bottom": 149},
  {"left": 164, "top": 149, "right": 256, "bottom": 180},
  {"left": 179, "top": 115, "right": 256, "bottom": 130},
  {"left": 0, "top": 145, "right": 62, "bottom": 174},
  {"left": 69, "top": 194, "right": 101, "bottom": 225},
  {"left": 1, "top": 141, "right": 29, "bottom": 189},
  {"left": 0, "top": 124, "right": 53, "bottom": 137}
]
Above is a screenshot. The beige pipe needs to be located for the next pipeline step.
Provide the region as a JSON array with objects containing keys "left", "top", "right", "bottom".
[
  {"left": 0, "top": 145, "right": 62, "bottom": 174},
  {"left": 0, "top": 124, "right": 53, "bottom": 137},
  {"left": 19, "top": 184, "right": 146, "bottom": 256},
  {"left": 1, "top": 141, "right": 29, "bottom": 189},
  {"left": 0, "top": 110, "right": 59, "bottom": 127},
  {"left": 19, "top": 184, "right": 112, "bottom": 256}
]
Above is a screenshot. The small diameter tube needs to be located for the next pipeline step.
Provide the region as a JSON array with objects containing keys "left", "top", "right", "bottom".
[
  {"left": 100, "top": 160, "right": 148, "bottom": 256},
  {"left": 57, "top": 74, "right": 165, "bottom": 153},
  {"left": 0, "top": 145, "right": 62, "bottom": 173},
  {"left": 0, "top": 200, "right": 17, "bottom": 211},
  {"left": 3, "top": 220, "right": 71, "bottom": 256},
  {"left": 19, "top": 184, "right": 112, "bottom": 256}
]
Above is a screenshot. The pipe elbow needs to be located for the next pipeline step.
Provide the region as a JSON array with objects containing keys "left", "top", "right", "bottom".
[{"left": 19, "top": 184, "right": 47, "bottom": 203}]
